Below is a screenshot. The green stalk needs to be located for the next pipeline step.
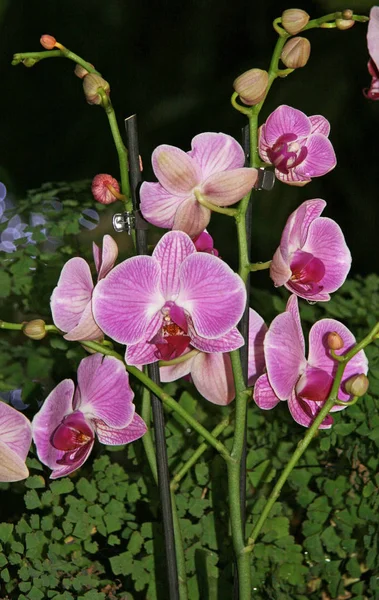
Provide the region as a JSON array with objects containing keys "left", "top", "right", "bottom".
[
  {"left": 12, "top": 49, "right": 101, "bottom": 75},
  {"left": 246, "top": 321, "right": 379, "bottom": 551}
]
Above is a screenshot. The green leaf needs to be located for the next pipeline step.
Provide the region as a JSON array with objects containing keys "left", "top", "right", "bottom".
[
  {"left": 25, "top": 475, "right": 46, "bottom": 489},
  {"left": 0, "top": 523, "right": 14, "bottom": 543},
  {"left": 0, "top": 272, "right": 11, "bottom": 297},
  {"left": 50, "top": 479, "right": 74, "bottom": 495}
]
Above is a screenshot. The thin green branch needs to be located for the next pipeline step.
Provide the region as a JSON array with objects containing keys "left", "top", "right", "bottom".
[
  {"left": 195, "top": 191, "right": 238, "bottom": 217},
  {"left": 12, "top": 49, "right": 101, "bottom": 75},
  {"left": 159, "top": 349, "right": 200, "bottom": 367},
  {"left": 250, "top": 260, "right": 271, "bottom": 272}
]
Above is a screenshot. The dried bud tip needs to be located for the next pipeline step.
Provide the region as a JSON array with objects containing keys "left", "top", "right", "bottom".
[
  {"left": 40, "top": 35, "right": 57, "bottom": 50},
  {"left": 92, "top": 174, "right": 120, "bottom": 204},
  {"left": 281, "top": 37, "right": 311, "bottom": 69},
  {"left": 327, "top": 331, "right": 344, "bottom": 350},
  {"left": 23, "top": 319, "right": 47, "bottom": 340},
  {"left": 22, "top": 58, "right": 38, "bottom": 68},
  {"left": 233, "top": 68, "right": 269, "bottom": 106},
  {"left": 342, "top": 9, "right": 353, "bottom": 20},
  {"left": 83, "top": 73, "right": 110, "bottom": 105},
  {"left": 345, "top": 374, "right": 369, "bottom": 397},
  {"left": 281, "top": 9, "right": 310, "bottom": 35},
  {"left": 335, "top": 18, "right": 354, "bottom": 30},
  {"left": 74, "top": 63, "right": 94, "bottom": 79}
]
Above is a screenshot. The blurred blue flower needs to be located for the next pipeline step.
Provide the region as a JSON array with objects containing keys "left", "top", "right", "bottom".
[
  {"left": 0, "top": 389, "right": 29, "bottom": 411},
  {"left": 79, "top": 207, "right": 100, "bottom": 230}
]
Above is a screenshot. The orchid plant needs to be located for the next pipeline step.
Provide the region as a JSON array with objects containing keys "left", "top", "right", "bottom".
[{"left": 1, "top": 6, "right": 379, "bottom": 600}]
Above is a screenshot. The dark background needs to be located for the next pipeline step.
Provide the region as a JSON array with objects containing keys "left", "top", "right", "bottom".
[{"left": 0, "top": 0, "right": 377, "bottom": 276}]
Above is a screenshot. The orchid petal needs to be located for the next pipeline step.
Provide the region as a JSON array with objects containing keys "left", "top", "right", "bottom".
[
  {"left": 302, "top": 217, "right": 351, "bottom": 293},
  {"left": 288, "top": 390, "right": 333, "bottom": 429},
  {"left": 285, "top": 295, "right": 305, "bottom": 355},
  {"left": 159, "top": 353, "right": 194, "bottom": 382},
  {"left": 191, "top": 352, "right": 235, "bottom": 405},
  {"left": 296, "top": 366, "right": 333, "bottom": 402},
  {"left": 270, "top": 246, "right": 292, "bottom": 287},
  {"left": 94, "top": 235, "right": 118, "bottom": 280},
  {"left": 189, "top": 132, "right": 245, "bottom": 179},
  {"left": 51, "top": 257, "right": 94, "bottom": 333},
  {"left": 152, "top": 145, "right": 201, "bottom": 195},
  {"left": 190, "top": 325, "right": 244, "bottom": 353},
  {"left": 140, "top": 181, "right": 184, "bottom": 229},
  {"left": 177, "top": 253, "right": 246, "bottom": 339},
  {"left": 93, "top": 256, "right": 165, "bottom": 345},
  {"left": 368, "top": 6, "right": 379, "bottom": 70},
  {"left": 0, "top": 402, "right": 32, "bottom": 460},
  {"left": 286, "top": 199, "right": 327, "bottom": 251},
  {"left": 64, "top": 301, "right": 103, "bottom": 341},
  {"left": 32, "top": 379, "right": 75, "bottom": 469},
  {"left": 0, "top": 441, "right": 30, "bottom": 482},
  {"left": 173, "top": 196, "right": 211, "bottom": 238},
  {"left": 296, "top": 134, "right": 336, "bottom": 178},
  {"left": 74, "top": 354, "right": 135, "bottom": 428},
  {"left": 95, "top": 413, "right": 147, "bottom": 445},
  {"left": 309, "top": 115, "right": 331, "bottom": 136},
  {"left": 275, "top": 169, "right": 310, "bottom": 186},
  {"left": 50, "top": 441, "right": 94, "bottom": 479},
  {"left": 248, "top": 308, "right": 268, "bottom": 386},
  {"left": 264, "top": 105, "right": 311, "bottom": 146},
  {"left": 153, "top": 231, "right": 196, "bottom": 298},
  {"left": 265, "top": 310, "right": 306, "bottom": 400},
  {"left": 201, "top": 168, "right": 258, "bottom": 206},
  {"left": 253, "top": 374, "right": 280, "bottom": 410}
]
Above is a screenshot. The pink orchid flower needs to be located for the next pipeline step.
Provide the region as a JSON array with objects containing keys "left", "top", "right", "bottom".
[
  {"left": 160, "top": 308, "right": 267, "bottom": 405},
  {"left": 140, "top": 132, "right": 258, "bottom": 237},
  {"left": 51, "top": 235, "right": 118, "bottom": 341},
  {"left": 270, "top": 199, "right": 351, "bottom": 302},
  {"left": 92, "top": 231, "right": 246, "bottom": 365},
  {"left": 364, "top": 6, "right": 379, "bottom": 100},
  {"left": 253, "top": 295, "right": 368, "bottom": 429},
  {"left": 0, "top": 402, "right": 32, "bottom": 482},
  {"left": 32, "top": 354, "right": 147, "bottom": 479},
  {"left": 259, "top": 105, "right": 336, "bottom": 185}
]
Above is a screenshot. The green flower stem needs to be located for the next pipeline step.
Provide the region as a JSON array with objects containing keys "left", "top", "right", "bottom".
[
  {"left": 141, "top": 387, "right": 188, "bottom": 600},
  {"left": 231, "top": 92, "right": 252, "bottom": 116},
  {"left": 170, "top": 416, "right": 231, "bottom": 492},
  {"left": 250, "top": 260, "right": 272, "bottom": 272},
  {"left": 302, "top": 12, "right": 369, "bottom": 32},
  {"left": 159, "top": 349, "right": 200, "bottom": 367},
  {"left": 245, "top": 321, "right": 379, "bottom": 551},
  {"left": 12, "top": 50, "right": 101, "bottom": 75},
  {"left": 0, "top": 320, "right": 23, "bottom": 330},
  {"left": 80, "top": 341, "right": 231, "bottom": 460},
  {"left": 195, "top": 192, "right": 238, "bottom": 217},
  {"left": 98, "top": 90, "right": 132, "bottom": 209}
]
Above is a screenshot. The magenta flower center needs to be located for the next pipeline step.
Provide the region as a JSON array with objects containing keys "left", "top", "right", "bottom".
[
  {"left": 288, "top": 250, "right": 325, "bottom": 296},
  {"left": 149, "top": 304, "right": 191, "bottom": 361},
  {"left": 296, "top": 366, "right": 334, "bottom": 403},
  {"left": 267, "top": 133, "right": 308, "bottom": 174},
  {"left": 51, "top": 412, "right": 94, "bottom": 465}
]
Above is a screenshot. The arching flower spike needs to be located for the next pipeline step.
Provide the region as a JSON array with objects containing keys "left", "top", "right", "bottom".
[
  {"left": 0, "top": 402, "right": 32, "bottom": 482},
  {"left": 259, "top": 105, "right": 336, "bottom": 185},
  {"left": 270, "top": 199, "right": 351, "bottom": 301},
  {"left": 253, "top": 295, "right": 368, "bottom": 429},
  {"left": 160, "top": 308, "right": 267, "bottom": 405},
  {"left": 140, "top": 132, "right": 258, "bottom": 237},
  {"left": 51, "top": 235, "right": 118, "bottom": 341},
  {"left": 93, "top": 231, "right": 246, "bottom": 366},
  {"left": 32, "top": 354, "right": 146, "bottom": 479}
]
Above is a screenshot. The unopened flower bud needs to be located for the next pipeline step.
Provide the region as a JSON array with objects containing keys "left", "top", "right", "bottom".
[
  {"left": 83, "top": 73, "right": 110, "bottom": 105},
  {"left": 281, "top": 37, "right": 311, "bottom": 69},
  {"left": 40, "top": 35, "right": 57, "bottom": 50},
  {"left": 345, "top": 374, "right": 369, "bottom": 397},
  {"left": 335, "top": 18, "right": 354, "bottom": 30},
  {"left": 281, "top": 9, "right": 310, "bottom": 35},
  {"left": 92, "top": 174, "right": 120, "bottom": 204},
  {"left": 22, "top": 58, "right": 37, "bottom": 68},
  {"left": 233, "top": 68, "right": 269, "bottom": 105},
  {"left": 327, "top": 331, "right": 344, "bottom": 350},
  {"left": 75, "top": 64, "right": 90, "bottom": 78},
  {"left": 342, "top": 9, "right": 353, "bottom": 20},
  {"left": 23, "top": 319, "right": 47, "bottom": 340}
]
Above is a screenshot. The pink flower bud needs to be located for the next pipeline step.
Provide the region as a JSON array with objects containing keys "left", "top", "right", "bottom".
[
  {"left": 23, "top": 319, "right": 47, "bottom": 340},
  {"left": 335, "top": 18, "right": 355, "bottom": 30},
  {"left": 327, "top": 331, "right": 344, "bottom": 350},
  {"left": 281, "top": 9, "right": 310, "bottom": 35},
  {"left": 83, "top": 73, "right": 110, "bottom": 105},
  {"left": 345, "top": 374, "right": 369, "bottom": 397},
  {"left": 342, "top": 9, "right": 353, "bottom": 20},
  {"left": 233, "top": 68, "right": 269, "bottom": 105},
  {"left": 74, "top": 64, "right": 90, "bottom": 79},
  {"left": 92, "top": 174, "right": 120, "bottom": 204},
  {"left": 40, "top": 35, "right": 57, "bottom": 50},
  {"left": 281, "top": 37, "right": 311, "bottom": 69}
]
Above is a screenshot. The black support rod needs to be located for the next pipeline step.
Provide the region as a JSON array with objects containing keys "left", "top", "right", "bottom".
[{"left": 124, "top": 115, "right": 180, "bottom": 600}]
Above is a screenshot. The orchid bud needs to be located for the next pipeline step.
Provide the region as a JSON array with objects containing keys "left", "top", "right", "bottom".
[
  {"left": 281, "top": 9, "right": 310, "bottom": 35},
  {"left": 22, "top": 58, "right": 37, "bottom": 68},
  {"left": 40, "top": 34, "right": 57, "bottom": 50},
  {"left": 83, "top": 74, "right": 110, "bottom": 105},
  {"left": 75, "top": 64, "right": 90, "bottom": 79},
  {"left": 345, "top": 374, "right": 369, "bottom": 397},
  {"left": 281, "top": 37, "right": 311, "bottom": 69},
  {"left": 92, "top": 174, "right": 120, "bottom": 204},
  {"left": 342, "top": 9, "right": 353, "bottom": 19},
  {"left": 23, "top": 319, "right": 47, "bottom": 340},
  {"left": 335, "top": 18, "right": 355, "bottom": 30},
  {"left": 327, "top": 331, "right": 344, "bottom": 350},
  {"left": 233, "top": 68, "right": 269, "bottom": 105}
]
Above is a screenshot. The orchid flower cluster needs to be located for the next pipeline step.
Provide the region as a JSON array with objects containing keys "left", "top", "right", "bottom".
[{"left": 2, "top": 6, "right": 378, "bottom": 599}]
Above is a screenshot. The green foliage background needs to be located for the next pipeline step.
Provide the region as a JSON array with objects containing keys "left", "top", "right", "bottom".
[{"left": 0, "top": 180, "right": 378, "bottom": 599}]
